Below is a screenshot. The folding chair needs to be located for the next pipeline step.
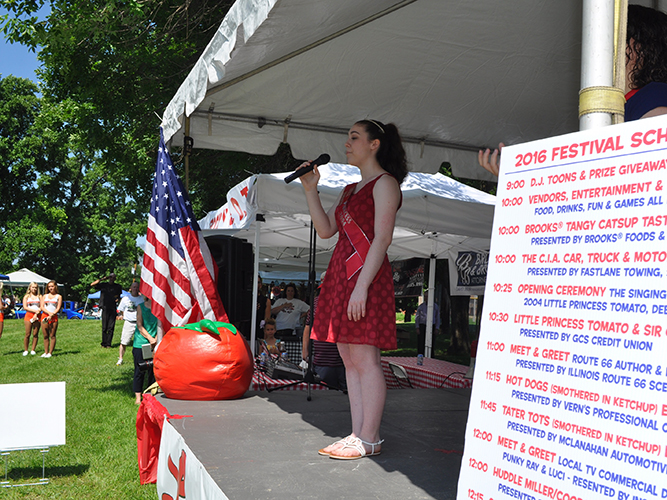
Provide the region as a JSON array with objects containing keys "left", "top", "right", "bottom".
[{"left": 388, "top": 362, "right": 413, "bottom": 389}]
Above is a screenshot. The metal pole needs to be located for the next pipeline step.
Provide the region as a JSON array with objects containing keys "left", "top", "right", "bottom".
[
  {"left": 425, "top": 241, "right": 437, "bottom": 358},
  {"left": 580, "top": 0, "right": 616, "bottom": 130},
  {"left": 250, "top": 216, "right": 262, "bottom": 356}
]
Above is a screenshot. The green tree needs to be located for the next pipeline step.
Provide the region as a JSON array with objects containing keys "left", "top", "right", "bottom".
[
  {"left": 0, "top": 75, "right": 56, "bottom": 274},
  {"left": 0, "top": 74, "right": 145, "bottom": 296},
  {"left": 1, "top": 1, "right": 247, "bottom": 297}
]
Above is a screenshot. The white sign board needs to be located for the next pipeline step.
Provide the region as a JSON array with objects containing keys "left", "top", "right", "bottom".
[
  {"left": 458, "top": 116, "right": 667, "bottom": 500},
  {"left": 0, "top": 382, "right": 66, "bottom": 451}
]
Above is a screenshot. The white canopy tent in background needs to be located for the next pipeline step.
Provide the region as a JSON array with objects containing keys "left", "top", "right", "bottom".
[
  {"left": 199, "top": 164, "right": 495, "bottom": 355},
  {"left": 2, "top": 269, "right": 64, "bottom": 305},
  {"left": 5, "top": 269, "right": 59, "bottom": 287},
  {"left": 200, "top": 164, "right": 494, "bottom": 263}
]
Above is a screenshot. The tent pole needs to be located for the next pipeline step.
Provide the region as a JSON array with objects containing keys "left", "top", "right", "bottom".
[
  {"left": 580, "top": 0, "right": 616, "bottom": 130},
  {"left": 250, "top": 215, "right": 262, "bottom": 356},
  {"left": 425, "top": 241, "right": 437, "bottom": 358}
]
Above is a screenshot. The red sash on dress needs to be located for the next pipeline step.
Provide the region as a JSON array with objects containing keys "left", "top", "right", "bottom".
[{"left": 340, "top": 175, "right": 388, "bottom": 281}]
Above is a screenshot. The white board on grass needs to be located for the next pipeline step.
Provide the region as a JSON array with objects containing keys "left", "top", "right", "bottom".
[{"left": 0, "top": 382, "right": 66, "bottom": 451}]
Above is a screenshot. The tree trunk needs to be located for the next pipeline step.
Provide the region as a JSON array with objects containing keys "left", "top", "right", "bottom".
[
  {"left": 449, "top": 295, "right": 470, "bottom": 354},
  {"left": 475, "top": 295, "right": 484, "bottom": 340},
  {"left": 438, "top": 259, "right": 451, "bottom": 339}
]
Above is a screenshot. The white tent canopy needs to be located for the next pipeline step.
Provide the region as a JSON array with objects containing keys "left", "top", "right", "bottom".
[
  {"left": 162, "top": 0, "right": 585, "bottom": 181},
  {"left": 199, "top": 164, "right": 495, "bottom": 273},
  {"left": 5, "top": 269, "right": 61, "bottom": 287},
  {"left": 200, "top": 163, "right": 494, "bottom": 356}
]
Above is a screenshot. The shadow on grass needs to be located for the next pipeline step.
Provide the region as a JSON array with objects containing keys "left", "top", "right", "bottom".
[
  {"left": 2, "top": 349, "right": 82, "bottom": 357},
  {"left": 90, "top": 373, "right": 136, "bottom": 396},
  {"left": 2, "top": 350, "right": 35, "bottom": 356},
  {"left": 51, "top": 350, "right": 83, "bottom": 356},
  {"left": 6, "top": 463, "right": 90, "bottom": 481}
]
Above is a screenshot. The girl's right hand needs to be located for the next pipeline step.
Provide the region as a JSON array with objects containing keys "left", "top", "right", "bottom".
[{"left": 298, "top": 161, "right": 320, "bottom": 191}]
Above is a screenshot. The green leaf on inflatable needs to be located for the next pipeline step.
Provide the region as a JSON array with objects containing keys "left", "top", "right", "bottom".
[{"left": 173, "top": 320, "right": 238, "bottom": 336}]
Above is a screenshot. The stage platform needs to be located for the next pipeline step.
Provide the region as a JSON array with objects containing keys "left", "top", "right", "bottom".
[{"left": 158, "top": 386, "right": 471, "bottom": 499}]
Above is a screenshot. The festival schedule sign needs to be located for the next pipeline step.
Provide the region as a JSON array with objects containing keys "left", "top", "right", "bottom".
[{"left": 458, "top": 116, "right": 667, "bottom": 500}]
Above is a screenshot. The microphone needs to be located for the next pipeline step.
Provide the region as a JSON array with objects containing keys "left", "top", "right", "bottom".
[{"left": 284, "top": 154, "right": 330, "bottom": 184}]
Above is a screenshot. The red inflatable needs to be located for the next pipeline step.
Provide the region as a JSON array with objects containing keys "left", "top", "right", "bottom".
[{"left": 153, "top": 319, "right": 253, "bottom": 400}]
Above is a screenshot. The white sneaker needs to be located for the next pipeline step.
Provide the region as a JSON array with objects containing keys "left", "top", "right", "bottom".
[
  {"left": 22, "top": 351, "right": 28, "bottom": 356},
  {"left": 44, "top": 353, "right": 52, "bottom": 358},
  {"left": 41, "top": 353, "right": 48, "bottom": 358},
  {"left": 30, "top": 351, "right": 36, "bottom": 355},
  {"left": 116, "top": 358, "right": 123, "bottom": 366}
]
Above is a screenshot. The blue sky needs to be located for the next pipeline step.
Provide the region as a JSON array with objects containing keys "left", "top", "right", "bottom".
[
  {"left": 0, "top": 6, "right": 46, "bottom": 83},
  {"left": 1, "top": 39, "right": 41, "bottom": 82}
]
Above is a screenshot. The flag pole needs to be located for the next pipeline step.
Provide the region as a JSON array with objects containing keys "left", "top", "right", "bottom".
[{"left": 184, "top": 109, "right": 191, "bottom": 191}]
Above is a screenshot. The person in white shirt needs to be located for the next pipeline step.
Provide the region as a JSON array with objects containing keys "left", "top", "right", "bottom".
[
  {"left": 270, "top": 283, "right": 309, "bottom": 338},
  {"left": 116, "top": 282, "right": 144, "bottom": 365}
]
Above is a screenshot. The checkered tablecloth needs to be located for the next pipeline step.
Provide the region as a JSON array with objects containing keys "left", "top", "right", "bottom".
[
  {"left": 381, "top": 357, "right": 472, "bottom": 389},
  {"left": 251, "top": 367, "right": 329, "bottom": 392}
]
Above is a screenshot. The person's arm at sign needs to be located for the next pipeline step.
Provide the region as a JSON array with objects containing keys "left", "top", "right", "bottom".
[{"left": 478, "top": 142, "right": 505, "bottom": 177}]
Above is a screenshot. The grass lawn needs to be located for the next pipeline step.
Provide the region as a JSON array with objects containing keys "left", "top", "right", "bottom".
[{"left": 0, "top": 319, "right": 156, "bottom": 499}]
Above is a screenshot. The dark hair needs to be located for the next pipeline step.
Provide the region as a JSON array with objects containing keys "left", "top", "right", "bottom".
[
  {"left": 356, "top": 120, "right": 408, "bottom": 184},
  {"left": 284, "top": 283, "right": 298, "bottom": 298},
  {"left": 627, "top": 5, "right": 667, "bottom": 89},
  {"left": 264, "top": 318, "right": 276, "bottom": 328}
]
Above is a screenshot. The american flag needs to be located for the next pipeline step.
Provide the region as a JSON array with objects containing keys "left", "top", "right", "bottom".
[{"left": 140, "top": 129, "right": 228, "bottom": 330}]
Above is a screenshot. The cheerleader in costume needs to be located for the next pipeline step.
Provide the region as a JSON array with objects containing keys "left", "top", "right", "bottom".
[
  {"left": 40, "top": 280, "right": 62, "bottom": 358},
  {"left": 22, "top": 282, "right": 42, "bottom": 356}
]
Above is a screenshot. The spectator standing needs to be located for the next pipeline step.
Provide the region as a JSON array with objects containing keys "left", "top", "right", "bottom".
[
  {"left": 90, "top": 273, "right": 123, "bottom": 348},
  {"left": 40, "top": 280, "right": 63, "bottom": 358},
  {"left": 22, "top": 282, "right": 42, "bottom": 356},
  {"left": 270, "top": 283, "right": 309, "bottom": 338},
  {"left": 133, "top": 296, "right": 160, "bottom": 404},
  {"left": 414, "top": 291, "right": 441, "bottom": 356},
  {"left": 116, "top": 282, "right": 144, "bottom": 365}
]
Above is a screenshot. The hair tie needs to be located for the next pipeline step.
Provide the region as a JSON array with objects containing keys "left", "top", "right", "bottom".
[{"left": 368, "top": 119, "right": 385, "bottom": 134}]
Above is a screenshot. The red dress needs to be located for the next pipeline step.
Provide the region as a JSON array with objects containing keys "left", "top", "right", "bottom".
[{"left": 312, "top": 175, "right": 398, "bottom": 350}]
